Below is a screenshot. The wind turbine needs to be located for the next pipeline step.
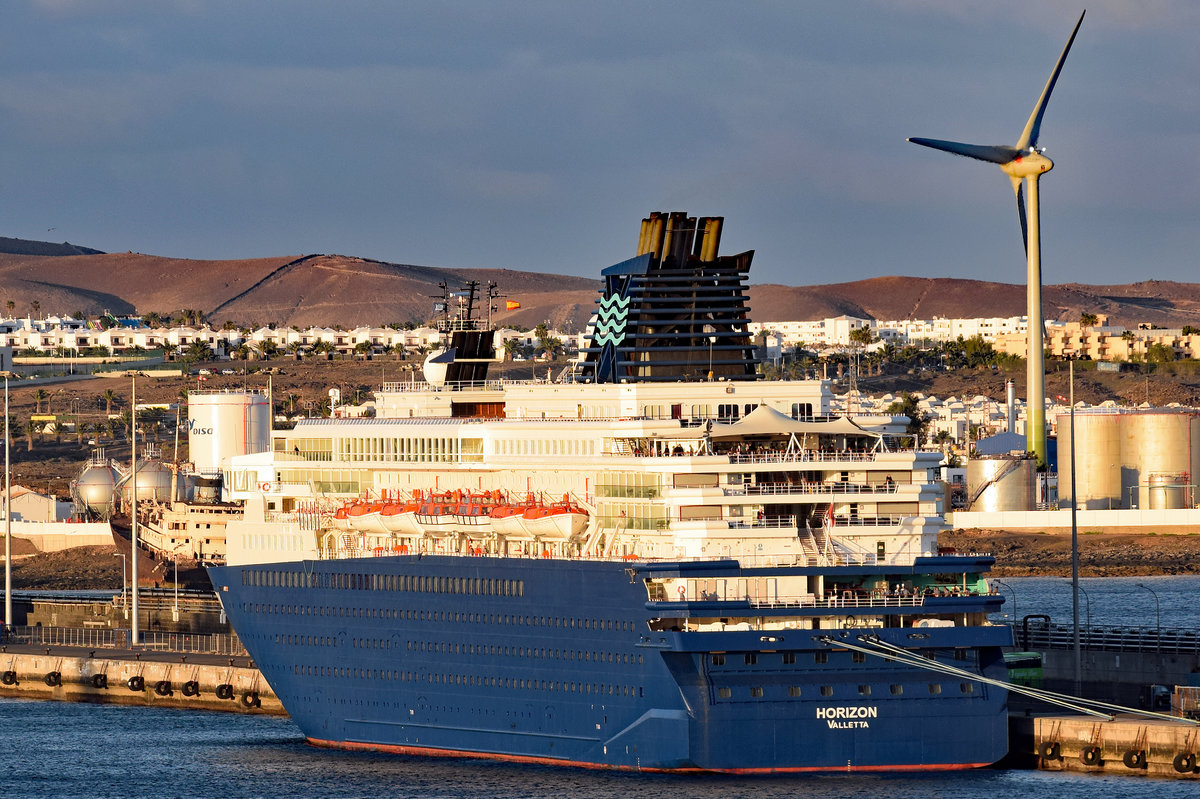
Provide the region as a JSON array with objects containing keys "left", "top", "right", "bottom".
[{"left": 908, "top": 11, "right": 1084, "bottom": 468}]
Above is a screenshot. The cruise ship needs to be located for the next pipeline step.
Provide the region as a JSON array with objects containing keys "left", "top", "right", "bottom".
[{"left": 209, "top": 211, "right": 1012, "bottom": 772}]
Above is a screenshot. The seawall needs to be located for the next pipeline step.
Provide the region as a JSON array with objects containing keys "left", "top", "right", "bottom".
[{"left": 0, "top": 648, "right": 282, "bottom": 715}]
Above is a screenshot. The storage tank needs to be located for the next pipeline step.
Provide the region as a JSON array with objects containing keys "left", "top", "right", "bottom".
[
  {"left": 1056, "top": 410, "right": 1122, "bottom": 509},
  {"left": 966, "top": 455, "right": 1037, "bottom": 512},
  {"left": 188, "top": 390, "right": 271, "bottom": 473},
  {"left": 117, "top": 459, "right": 174, "bottom": 504},
  {"left": 1146, "top": 472, "right": 1190, "bottom": 510},
  {"left": 1123, "top": 412, "right": 1200, "bottom": 508},
  {"left": 72, "top": 452, "right": 118, "bottom": 518},
  {"left": 1056, "top": 409, "right": 1199, "bottom": 509}
]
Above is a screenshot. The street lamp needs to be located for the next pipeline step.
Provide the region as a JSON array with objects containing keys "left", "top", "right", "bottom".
[
  {"left": 991, "top": 578, "right": 1017, "bottom": 622},
  {"left": 1136, "top": 582, "right": 1161, "bottom": 648},
  {"left": 1063, "top": 579, "right": 1090, "bottom": 631},
  {"left": 113, "top": 552, "right": 128, "bottom": 619},
  {"left": 3, "top": 370, "right": 10, "bottom": 635}
]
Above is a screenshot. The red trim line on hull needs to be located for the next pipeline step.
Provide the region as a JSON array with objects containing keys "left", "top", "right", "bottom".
[{"left": 306, "top": 737, "right": 991, "bottom": 774}]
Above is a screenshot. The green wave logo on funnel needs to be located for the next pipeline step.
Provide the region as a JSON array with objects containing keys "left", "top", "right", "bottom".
[{"left": 593, "top": 291, "right": 630, "bottom": 347}]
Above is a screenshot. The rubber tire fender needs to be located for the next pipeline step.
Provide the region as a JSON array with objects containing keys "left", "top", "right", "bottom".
[
  {"left": 127, "top": 675, "right": 145, "bottom": 692},
  {"left": 154, "top": 680, "right": 172, "bottom": 697},
  {"left": 241, "top": 691, "right": 260, "bottom": 708},
  {"left": 1038, "top": 741, "right": 1061, "bottom": 760},
  {"left": 92, "top": 673, "right": 108, "bottom": 689},
  {"left": 1122, "top": 749, "right": 1146, "bottom": 769},
  {"left": 182, "top": 680, "right": 200, "bottom": 697},
  {"left": 216, "top": 683, "right": 234, "bottom": 700},
  {"left": 1079, "top": 746, "right": 1101, "bottom": 766},
  {"left": 0, "top": 670, "right": 16, "bottom": 686},
  {"left": 44, "top": 671, "right": 61, "bottom": 687},
  {"left": 1173, "top": 752, "right": 1197, "bottom": 773}
]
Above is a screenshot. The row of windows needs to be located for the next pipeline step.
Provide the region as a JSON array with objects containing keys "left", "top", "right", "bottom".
[
  {"left": 243, "top": 568, "right": 525, "bottom": 599},
  {"left": 406, "top": 640, "right": 643, "bottom": 665},
  {"left": 714, "top": 682, "right": 976, "bottom": 699},
  {"left": 495, "top": 438, "right": 597, "bottom": 457},
  {"left": 710, "top": 649, "right": 974, "bottom": 667},
  {"left": 245, "top": 602, "right": 636, "bottom": 635},
  {"left": 290, "top": 663, "right": 645, "bottom": 697}
]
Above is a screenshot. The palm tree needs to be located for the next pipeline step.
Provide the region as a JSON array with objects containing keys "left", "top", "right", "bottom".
[
  {"left": 25, "top": 419, "right": 38, "bottom": 451},
  {"left": 102, "top": 388, "right": 118, "bottom": 415},
  {"left": 33, "top": 388, "right": 47, "bottom": 414},
  {"left": 30, "top": 300, "right": 40, "bottom": 317},
  {"left": 503, "top": 339, "right": 520, "bottom": 362},
  {"left": 259, "top": 340, "right": 280, "bottom": 360},
  {"left": 5, "top": 300, "right": 13, "bottom": 315}
]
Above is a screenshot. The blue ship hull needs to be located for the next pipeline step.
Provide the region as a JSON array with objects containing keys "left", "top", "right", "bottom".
[{"left": 210, "top": 555, "right": 1011, "bottom": 772}]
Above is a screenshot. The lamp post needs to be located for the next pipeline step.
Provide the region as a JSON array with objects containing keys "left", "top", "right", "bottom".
[
  {"left": 113, "top": 552, "right": 128, "bottom": 619},
  {"left": 1063, "top": 579, "right": 1090, "bottom": 631},
  {"left": 1068, "top": 358, "right": 1081, "bottom": 696},
  {"left": 1136, "top": 582, "right": 1161, "bottom": 649},
  {"left": 991, "top": 578, "right": 1017, "bottom": 622},
  {"left": 3, "top": 370, "right": 10, "bottom": 635}
]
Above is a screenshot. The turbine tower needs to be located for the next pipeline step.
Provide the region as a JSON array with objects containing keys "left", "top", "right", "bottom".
[{"left": 908, "top": 11, "right": 1084, "bottom": 467}]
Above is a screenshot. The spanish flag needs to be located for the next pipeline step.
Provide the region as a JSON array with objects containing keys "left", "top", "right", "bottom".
[{"left": 505, "top": 300, "right": 521, "bottom": 310}]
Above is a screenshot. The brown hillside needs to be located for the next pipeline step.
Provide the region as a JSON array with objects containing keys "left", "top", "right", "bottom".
[
  {"left": 749, "top": 276, "right": 1200, "bottom": 330},
  {"left": 0, "top": 252, "right": 599, "bottom": 329},
  {"left": 2, "top": 241, "right": 1199, "bottom": 331}
]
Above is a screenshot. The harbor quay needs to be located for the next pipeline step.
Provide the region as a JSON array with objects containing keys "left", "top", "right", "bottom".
[{"left": 0, "top": 638, "right": 281, "bottom": 715}]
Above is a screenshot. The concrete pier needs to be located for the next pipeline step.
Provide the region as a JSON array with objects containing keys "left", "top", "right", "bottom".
[
  {"left": 0, "top": 644, "right": 282, "bottom": 715},
  {"left": 1014, "top": 713, "right": 1200, "bottom": 778}
]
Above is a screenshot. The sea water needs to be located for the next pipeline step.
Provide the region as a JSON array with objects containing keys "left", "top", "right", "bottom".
[{"left": 1, "top": 697, "right": 1197, "bottom": 799}]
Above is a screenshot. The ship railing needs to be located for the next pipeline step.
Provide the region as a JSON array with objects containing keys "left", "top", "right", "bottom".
[
  {"left": 1016, "top": 621, "right": 1200, "bottom": 655},
  {"left": 2, "top": 625, "right": 248, "bottom": 656},
  {"left": 739, "top": 481, "right": 900, "bottom": 496},
  {"left": 661, "top": 592, "right": 927, "bottom": 609},
  {"left": 829, "top": 515, "right": 904, "bottom": 527},
  {"left": 726, "top": 451, "right": 879, "bottom": 464},
  {"left": 728, "top": 515, "right": 797, "bottom": 530}
]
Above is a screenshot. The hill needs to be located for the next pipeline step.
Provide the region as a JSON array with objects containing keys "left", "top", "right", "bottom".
[{"left": 3, "top": 236, "right": 1199, "bottom": 331}]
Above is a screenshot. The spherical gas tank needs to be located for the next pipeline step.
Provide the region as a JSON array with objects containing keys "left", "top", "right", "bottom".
[
  {"left": 74, "top": 462, "right": 118, "bottom": 518},
  {"left": 118, "top": 459, "right": 174, "bottom": 504}
]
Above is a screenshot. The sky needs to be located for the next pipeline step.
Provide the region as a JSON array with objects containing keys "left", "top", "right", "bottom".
[{"left": 3, "top": 1, "right": 1199, "bottom": 288}]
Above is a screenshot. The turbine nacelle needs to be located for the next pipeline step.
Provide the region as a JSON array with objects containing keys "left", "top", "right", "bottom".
[{"left": 1002, "top": 151, "right": 1053, "bottom": 179}]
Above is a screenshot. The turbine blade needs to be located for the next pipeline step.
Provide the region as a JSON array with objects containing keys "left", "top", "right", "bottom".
[
  {"left": 907, "top": 138, "right": 1019, "bottom": 165},
  {"left": 1012, "top": 177, "right": 1028, "bottom": 256},
  {"left": 1016, "top": 11, "right": 1085, "bottom": 151}
]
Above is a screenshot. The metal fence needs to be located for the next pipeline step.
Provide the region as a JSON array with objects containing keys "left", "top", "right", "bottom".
[
  {"left": 4, "top": 625, "right": 247, "bottom": 656},
  {"left": 1017, "top": 621, "right": 1200, "bottom": 656}
]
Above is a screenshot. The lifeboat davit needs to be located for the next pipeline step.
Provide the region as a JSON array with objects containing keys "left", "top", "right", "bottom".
[
  {"left": 381, "top": 490, "right": 423, "bottom": 535},
  {"left": 490, "top": 494, "right": 535, "bottom": 540},
  {"left": 345, "top": 500, "right": 390, "bottom": 535},
  {"left": 523, "top": 494, "right": 588, "bottom": 541}
]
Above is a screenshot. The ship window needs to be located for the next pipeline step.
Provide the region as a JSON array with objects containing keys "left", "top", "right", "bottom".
[
  {"left": 788, "top": 686, "right": 802, "bottom": 697},
  {"left": 852, "top": 652, "right": 865, "bottom": 663},
  {"left": 782, "top": 653, "right": 796, "bottom": 665},
  {"left": 750, "top": 687, "right": 763, "bottom": 698},
  {"left": 858, "top": 685, "right": 872, "bottom": 696},
  {"left": 814, "top": 651, "right": 828, "bottom": 664},
  {"left": 820, "top": 685, "right": 833, "bottom": 697},
  {"left": 960, "top": 683, "right": 974, "bottom": 694},
  {"left": 744, "top": 653, "right": 757, "bottom": 665},
  {"left": 929, "top": 684, "right": 942, "bottom": 695},
  {"left": 954, "top": 649, "right": 969, "bottom": 661}
]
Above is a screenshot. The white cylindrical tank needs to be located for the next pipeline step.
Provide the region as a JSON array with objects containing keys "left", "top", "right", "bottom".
[
  {"left": 1056, "top": 410, "right": 1122, "bottom": 510},
  {"left": 966, "top": 455, "right": 1037, "bottom": 512},
  {"left": 188, "top": 391, "right": 271, "bottom": 473},
  {"left": 1146, "top": 472, "right": 1189, "bottom": 510}
]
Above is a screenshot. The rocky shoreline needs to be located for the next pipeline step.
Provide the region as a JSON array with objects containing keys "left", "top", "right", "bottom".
[{"left": 941, "top": 528, "right": 1200, "bottom": 577}]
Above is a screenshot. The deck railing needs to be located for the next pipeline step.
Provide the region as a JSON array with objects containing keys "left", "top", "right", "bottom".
[
  {"left": 2, "top": 625, "right": 247, "bottom": 656},
  {"left": 1017, "top": 621, "right": 1200, "bottom": 655}
]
